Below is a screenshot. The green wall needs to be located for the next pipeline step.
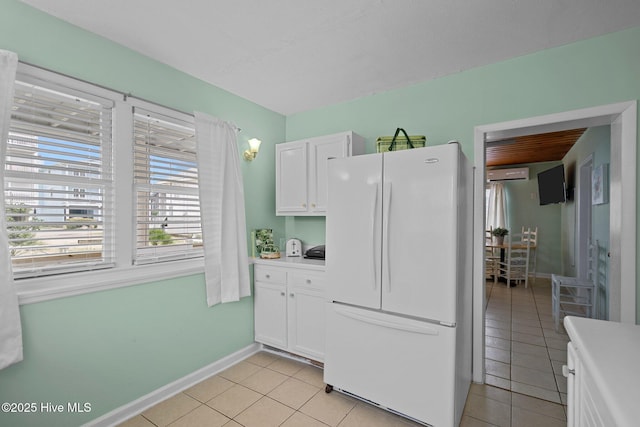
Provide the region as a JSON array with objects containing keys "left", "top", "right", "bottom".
[
  {"left": 0, "top": 1, "right": 285, "bottom": 426},
  {"left": 562, "top": 126, "right": 611, "bottom": 275},
  {"left": 285, "top": 26, "right": 640, "bottom": 322},
  {"left": 561, "top": 126, "right": 611, "bottom": 317},
  {"left": 502, "top": 162, "right": 563, "bottom": 277}
]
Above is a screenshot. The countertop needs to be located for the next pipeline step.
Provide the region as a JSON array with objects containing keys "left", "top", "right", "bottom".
[
  {"left": 250, "top": 255, "right": 325, "bottom": 271},
  {"left": 564, "top": 316, "right": 640, "bottom": 427}
]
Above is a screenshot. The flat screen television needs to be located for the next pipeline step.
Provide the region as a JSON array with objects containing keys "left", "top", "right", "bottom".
[{"left": 537, "top": 164, "right": 566, "bottom": 205}]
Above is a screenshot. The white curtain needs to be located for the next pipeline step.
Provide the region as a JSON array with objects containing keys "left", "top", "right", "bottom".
[
  {"left": 194, "top": 112, "right": 250, "bottom": 306},
  {"left": 0, "top": 50, "right": 23, "bottom": 370},
  {"left": 486, "top": 182, "right": 508, "bottom": 230}
]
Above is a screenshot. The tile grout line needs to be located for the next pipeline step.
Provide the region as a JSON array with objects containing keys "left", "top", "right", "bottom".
[
  {"left": 532, "top": 284, "right": 569, "bottom": 415},
  {"left": 485, "top": 279, "right": 568, "bottom": 399},
  {"left": 233, "top": 359, "right": 330, "bottom": 427}
]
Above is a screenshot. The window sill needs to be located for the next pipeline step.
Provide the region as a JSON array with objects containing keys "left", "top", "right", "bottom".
[{"left": 16, "top": 259, "right": 205, "bottom": 305}]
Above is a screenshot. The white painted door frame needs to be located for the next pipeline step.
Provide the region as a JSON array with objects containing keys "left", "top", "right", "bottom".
[
  {"left": 577, "top": 155, "right": 593, "bottom": 281},
  {"left": 472, "top": 101, "right": 637, "bottom": 383}
]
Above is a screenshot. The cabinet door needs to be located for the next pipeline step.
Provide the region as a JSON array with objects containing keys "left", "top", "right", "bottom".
[
  {"left": 276, "top": 141, "right": 308, "bottom": 215},
  {"left": 579, "top": 361, "right": 614, "bottom": 427},
  {"left": 308, "top": 134, "right": 349, "bottom": 214},
  {"left": 254, "top": 281, "right": 287, "bottom": 348},
  {"left": 566, "top": 343, "right": 578, "bottom": 427},
  {"left": 288, "top": 287, "right": 325, "bottom": 361}
]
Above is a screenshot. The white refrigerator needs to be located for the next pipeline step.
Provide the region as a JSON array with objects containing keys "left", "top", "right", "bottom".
[{"left": 324, "top": 143, "right": 473, "bottom": 426}]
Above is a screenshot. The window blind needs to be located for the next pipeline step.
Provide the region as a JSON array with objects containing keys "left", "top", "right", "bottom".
[
  {"left": 132, "top": 108, "right": 203, "bottom": 264},
  {"left": 4, "top": 79, "right": 114, "bottom": 279}
]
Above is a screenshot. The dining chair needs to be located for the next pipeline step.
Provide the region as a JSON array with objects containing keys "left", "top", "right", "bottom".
[
  {"left": 485, "top": 228, "right": 500, "bottom": 283},
  {"left": 551, "top": 240, "right": 602, "bottom": 332},
  {"left": 593, "top": 240, "right": 608, "bottom": 320},
  {"left": 520, "top": 226, "right": 538, "bottom": 284},
  {"left": 497, "top": 233, "right": 531, "bottom": 288},
  {"left": 551, "top": 275, "right": 595, "bottom": 332}
]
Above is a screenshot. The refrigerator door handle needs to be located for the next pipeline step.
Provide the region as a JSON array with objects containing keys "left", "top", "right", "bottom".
[
  {"left": 334, "top": 304, "right": 439, "bottom": 335},
  {"left": 370, "top": 184, "right": 379, "bottom": 290},
  {"left": 383, "top": 181, "right": 392, "bottom": 292}
]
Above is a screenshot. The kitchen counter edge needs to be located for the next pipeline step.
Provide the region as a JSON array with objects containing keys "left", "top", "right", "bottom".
[{"left": 250, "top": 256, "right": 325, "bottom": 271}]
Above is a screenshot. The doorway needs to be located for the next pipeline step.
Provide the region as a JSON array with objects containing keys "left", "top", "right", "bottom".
[{"left": 472, "top": 101, "right": 637, "bottom": 383}]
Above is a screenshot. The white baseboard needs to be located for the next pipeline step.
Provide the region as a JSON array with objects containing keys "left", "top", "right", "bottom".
[{"left": 84, "top": 343, "right": 262, "bottom": 427}]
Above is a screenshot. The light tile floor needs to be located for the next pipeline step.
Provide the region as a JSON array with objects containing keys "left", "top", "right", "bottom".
[
  {"left": 469, "top": 277, "right": 569, "bottom": 426},
  {"left": 119, "top": 278, "right": 567, "bottom": 427},
  {"left": 118, "top": 352, "right": 424, "bottom": 427},
  {"left": 484, "top": 277, "right": 569, "bottom": 406}
]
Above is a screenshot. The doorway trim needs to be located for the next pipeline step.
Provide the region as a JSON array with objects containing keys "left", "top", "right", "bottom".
[
  {"left": 577, "top": 154, "right": 594, "bottom": 281},
  {"left": 472, "top": 100, "right": 637, "bottom": 383}
]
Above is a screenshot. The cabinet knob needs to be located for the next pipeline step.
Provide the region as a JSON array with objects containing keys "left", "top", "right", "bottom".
[
  {"left": 280, "top": 291, "right": 285, "bottom": 296},
  {"left": 290, "top": 293, "right": 295, "bottom": 297},
  {"left": 265, "top": 274, "right": 270, "bottom": 279},
  {"left": 311, "top": 203, "right": 316, "bottom": 208},
  {"left": 306, "top": 279, "right": 312, "bottom": 284},
  {"left": 302, "top": 203, "right": 307, "bottom": 208}
]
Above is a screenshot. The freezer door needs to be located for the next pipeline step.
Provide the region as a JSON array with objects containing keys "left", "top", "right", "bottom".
[
  {"left": 326, "top": 154, "right": 383, "bottom": 309},
  {"left": 324, "top": 303, "right": 461, "bottom": 426},
  {"left": 382, "top": 144, "right": 461, "bottom": 324}
]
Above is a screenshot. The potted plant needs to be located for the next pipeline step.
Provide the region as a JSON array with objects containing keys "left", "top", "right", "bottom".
[{"left": 491, "top": 227, "right": 509, "bottom": 245}]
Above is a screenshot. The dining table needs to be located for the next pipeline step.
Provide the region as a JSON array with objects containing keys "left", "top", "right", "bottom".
[{"left": 486, "top": 242, "right": 536, "bottom": 254}]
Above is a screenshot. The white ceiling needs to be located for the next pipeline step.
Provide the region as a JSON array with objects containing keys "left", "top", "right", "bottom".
[{"left": 21, "top": 0, "right": 640, "bottom": 115}]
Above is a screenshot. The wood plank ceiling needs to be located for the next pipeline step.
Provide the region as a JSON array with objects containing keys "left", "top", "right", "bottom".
[{"left": 485, "top": 128, "right": 586, "bottom": 167}]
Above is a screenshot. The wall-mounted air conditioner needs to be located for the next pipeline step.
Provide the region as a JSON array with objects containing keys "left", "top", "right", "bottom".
[{"left": 487, "top": 167, "right": 529, "bottom": 181}]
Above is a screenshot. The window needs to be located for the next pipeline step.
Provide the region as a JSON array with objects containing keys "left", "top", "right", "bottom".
[
  {"left": 132, "top": 108, "right": 202, "bottom": 264},
  {"left": 5, "top": 75, "right": 114, "bottom": 279},
  {"left": 2, "top": 64, "right": 206, "bottom": 299}
]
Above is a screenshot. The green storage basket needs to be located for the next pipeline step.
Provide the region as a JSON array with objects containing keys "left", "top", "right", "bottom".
[{"left": 376, "top": 128, "right": 426, "bottom": 152}]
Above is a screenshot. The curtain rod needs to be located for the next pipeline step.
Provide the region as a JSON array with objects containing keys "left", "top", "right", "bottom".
[{"left": 18, "top": 60, "right": 240, "bottom": 131}]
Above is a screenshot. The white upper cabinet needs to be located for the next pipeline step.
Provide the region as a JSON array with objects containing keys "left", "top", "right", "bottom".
[
  {"left": 308, "top": 133, "right": 350, "bottom": 213},
  {"left": 276, "top": 141, "right": 308, "bottom": 214},
  {"left": 276, "top": 131, "right": 364, "bottom": 216}
]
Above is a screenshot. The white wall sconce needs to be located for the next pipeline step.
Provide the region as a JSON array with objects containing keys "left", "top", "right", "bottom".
[{"left": 243, "top": 138, "right": 262, "bottom": 161}]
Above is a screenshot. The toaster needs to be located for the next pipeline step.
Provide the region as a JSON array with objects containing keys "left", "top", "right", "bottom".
[{"left": 285, "top": 238, "right": 302, "bottom": 257}]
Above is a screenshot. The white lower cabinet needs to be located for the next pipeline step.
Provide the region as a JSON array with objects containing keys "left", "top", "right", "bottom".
[
  {"left": 254, "top": 281, "right": 288, "bottom": 348},
  {"left": 564, "top": 316, "right": 640, "bottom": 427},
  {"left": 254, "top": 264, "right": 325, "bottom": 361},
  {"left": 566, "top": 341, "right": 615, "bottom": 427}
]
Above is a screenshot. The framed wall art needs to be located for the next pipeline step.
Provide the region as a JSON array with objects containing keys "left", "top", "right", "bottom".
[{"left": 592, "top": 163, "right": 608, "bottom": 205}]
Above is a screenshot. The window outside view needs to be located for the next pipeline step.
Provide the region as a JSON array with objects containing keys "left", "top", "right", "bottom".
[
  {"left": 133, "top": 111, "right": 202, "bottom": 264},
  {"left": 4, "top": 77, "right": 203, "bottom": 279},
  {"left": 5, "top": 80, "right": 112, "bottom": 278}
]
